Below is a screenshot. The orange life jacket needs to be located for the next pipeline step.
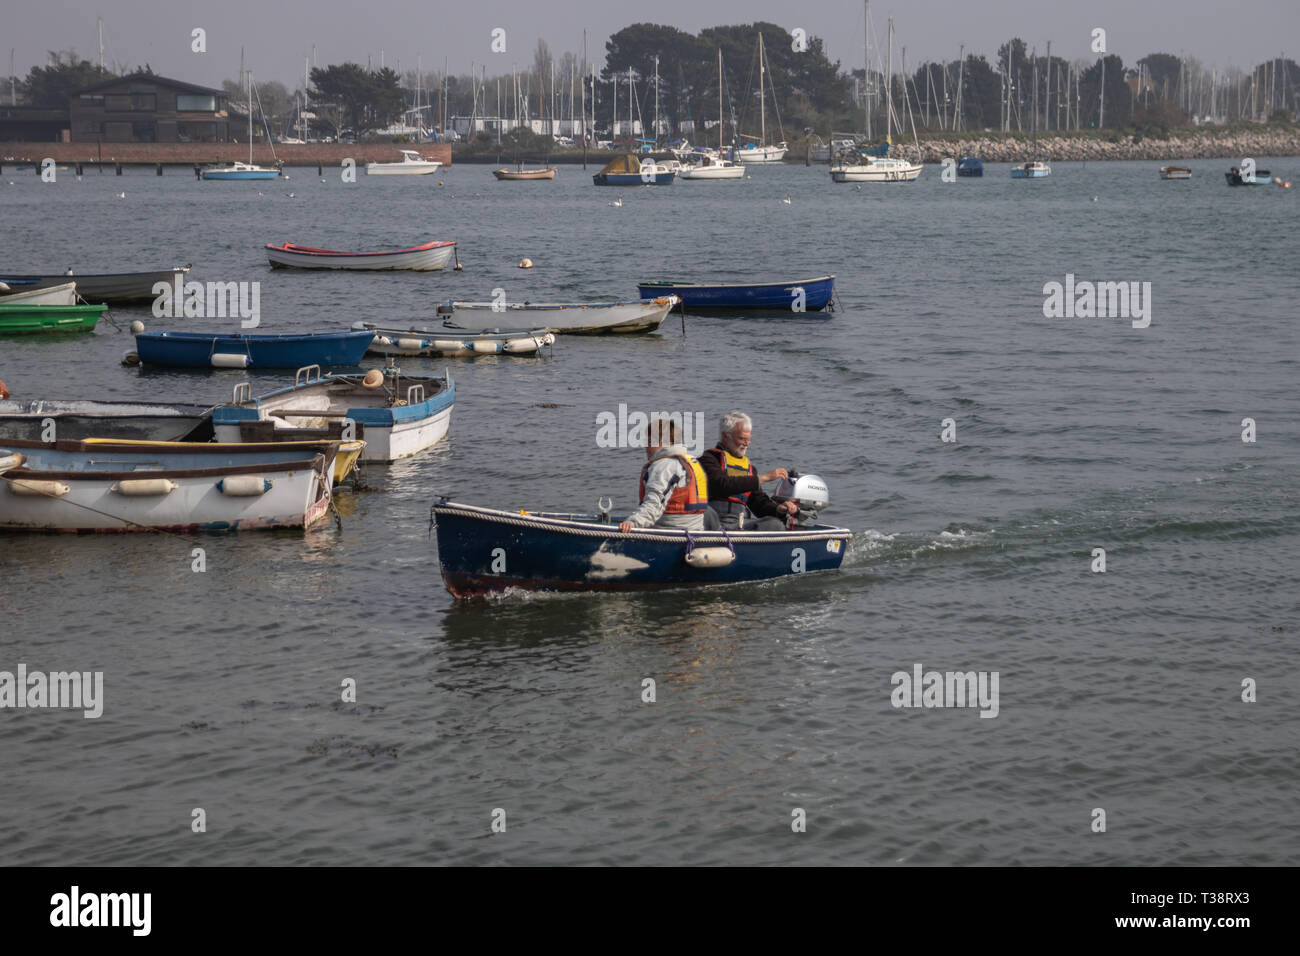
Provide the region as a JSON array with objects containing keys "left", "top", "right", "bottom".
[{"left": 639, "top": 453, "right": 708, "bottom": 514}]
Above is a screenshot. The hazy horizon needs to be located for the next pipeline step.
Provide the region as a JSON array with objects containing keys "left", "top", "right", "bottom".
[{"left": 5, "top": 0, "right": 1297, "bottom": 92}]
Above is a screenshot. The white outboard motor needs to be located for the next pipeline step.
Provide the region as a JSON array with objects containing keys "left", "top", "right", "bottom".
[{"left": 772, "top": 471, "right": 830, "bottom": 526}]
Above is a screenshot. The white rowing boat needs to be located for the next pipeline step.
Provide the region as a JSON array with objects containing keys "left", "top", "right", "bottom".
[{"left": 436, "top": 296, "right": 679, "bottom": 335}]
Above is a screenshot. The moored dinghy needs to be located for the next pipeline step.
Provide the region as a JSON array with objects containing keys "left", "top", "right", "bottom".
[
  {"left": 213, "top": 364, "right": 454, "bottom": 463},
  {"left": 266, "top": 241, "right": 457, "bottom": 271},
  {"left": 1159, "top": 165, "right": 1192, "bottom": 180},
  {"left": 0, "top": 266, "right": 190, "bottom": 304},
  {"left": 430, "top": 500, "right": 852, "bottom": 596},
  {"left": 0, "top": 281, "right": 78, "bottom": 306},
  {"left": 0, "top": 438, "right": 342, "bottom": 532},
  {"left": 0, "top": 303, "right": 106, "bottom": 335},
  {"left": 637, "top": 276, "right": 835, "bottom": 311},
  {"left": 351, "top": 321, "right": 554, "bottom": 357},
  {"left": 134, "top": 329, "right": 374, "bottom": 368},
  {"left": 0, "top": 399, "right": 214, "bottom": 442},
  {"left": 437, "top": 297, "right": 679, "bottom": 335}
]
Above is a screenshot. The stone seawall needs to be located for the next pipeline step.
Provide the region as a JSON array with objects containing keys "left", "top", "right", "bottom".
[{"left": 891, "top": 129, "right": 1300, "bottom": 164}]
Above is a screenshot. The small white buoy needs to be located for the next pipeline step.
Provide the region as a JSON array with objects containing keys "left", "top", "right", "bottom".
[
  {"left": 519, "top": 258, "right": 534, "bottom": 269},
  {"left": 1092, "top": 195, "right": 1099, "bottom": 202},
  {"left": 286, "top": 192, "right": 295, "bottom": 198},
  {"left": 320, "top": 178, "right": 326, "bottom": 183},
  {"left": 117, "top": 191, "right": 125, "bottom": 198},
  {"left": 129, "top": 320, "right": 145, "bottom": 333},
  {"left": 121, "top": 351, "right": 140, "bottom": 366},
  {"left": 453, "top": 262, "right": 463, "bottom": 271},
  {"left": 782, "top": 194, "right": 791, "bottom": 204},
  {"left": 283, "top": 174, "right": 290, "bottom": 180}
]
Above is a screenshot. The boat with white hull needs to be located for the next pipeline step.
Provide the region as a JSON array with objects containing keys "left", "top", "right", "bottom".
[
  {"left": 365, "top": 150, "right": 443, "bottom": 175},
  {"left": 351, "top": 322, "right": 554, "bottom": 357},
  {"left": 0, "top": 439, "right": 338, "bottom": 532},
  {"left": 213, "top": 365, "right": 454, "bottom": 463},
  {"left": 0, "top": 282, "right": 78, "bottom": 306},
  {"left": 437, "top": 297, "right": 679, "bottom": 335},
  {"left": 830, "top": 153, "right": 922, "bottom": 182},
  {"left": 266, "top": 241, "right": 456, "bottom": 271}
]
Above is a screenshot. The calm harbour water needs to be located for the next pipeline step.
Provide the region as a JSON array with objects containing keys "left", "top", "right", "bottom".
[{"left": 1, "top": 157, "right": 1297, "bottom": 865}]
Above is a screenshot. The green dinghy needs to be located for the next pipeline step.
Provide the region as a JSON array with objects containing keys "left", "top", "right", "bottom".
[{"left": 0, "top": 303, "right": 106, "bottom": 335}]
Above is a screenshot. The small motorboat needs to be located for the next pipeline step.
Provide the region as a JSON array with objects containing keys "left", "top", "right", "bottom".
[
  {"left": 0, "top": 438, "right": 342, "bottom": 532},
  {"left": 0, "top": 281, "right": 78, "bottom": 306},
  {"left": 1225, "top": 166, "right": 1271, "bottom": 186},
  {"left": 266, "top": 240, "right": 457, "bottom": 271},
  {"left": 0, "top": 266, "right": 189, "bottom": 304},
  {"left": 492, "top": 167, "right": 557, "bottom": 180},
  {"left": 430, "top": 491, "right": 851, "bottom": 597},
  {"left": 133, "top": 330, "right": 375, "bottom": 369},
  {"left": 213, "top": 364, "right": 454, "bottom": 463},
  {"left": 351, "top": 321, "right": 554, "bottom": 357},
  {"left": 592, "top": 154, "right": 676, "bottom": 185},
  {"left": 437, "top": 297, "right": 679, "bottom": 335},
  {"left": 0, "top": 303, "right": 106, "bottom": 335},
  {"left": 1159, "top": 166, "right": 1192, "bottom": 180},
  {"left": 957, "top": 157, "right": 984, "bottom": 177},
  {"left": 1010, "top": 161, "right": 1051, "bottom": 179},
  {"left": 637, "top": 276, "right": 835, "bottom": 312},
  {"left": 365, "top": 150, "right": 443, "bottom": 176}
]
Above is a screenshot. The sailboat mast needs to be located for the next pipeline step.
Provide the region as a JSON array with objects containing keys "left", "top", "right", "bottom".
[
  {"left": 247, "top": 70, "right": 253, "bottom": 164},
  {"left": 886, "top": 19, "right": 893, "bottom": 142},
  {"left": 759, "top": 32, "right": 766, "bottom": 146},
  {"left": 719, "top": 49, "right": 723, "bottom": 152},
  {"left": 864, "top": 1, "right": 872, "bottom": 139}
]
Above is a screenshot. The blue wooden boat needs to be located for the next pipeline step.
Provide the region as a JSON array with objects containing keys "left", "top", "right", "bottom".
[
  {"left": 134, "top": 330, "right": 374, "bottom": 369},
  {"left": 1010, "top": 161, "right": 1051, "bottom": 179},
  {"left": 957, "top": 157, "right": 984, "bottom": 177},
  {"left": 430, "top": 500, "right": 852, "bottom": 597},
  {"left": 636, "top": 275, "right": 835, "bottom": 311}
]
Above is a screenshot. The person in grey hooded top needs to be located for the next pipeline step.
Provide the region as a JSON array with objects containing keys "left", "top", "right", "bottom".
[{"left": 619, "top": 416, "right": 710, "bottom": 532}]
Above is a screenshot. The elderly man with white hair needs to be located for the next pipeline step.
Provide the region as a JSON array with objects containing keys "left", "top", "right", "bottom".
[{"left": 697, "top": 410, "right": 798, "bottom": 531}]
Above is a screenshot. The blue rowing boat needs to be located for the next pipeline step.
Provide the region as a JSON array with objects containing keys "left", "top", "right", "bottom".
[
  {"left": 957, "top": 157, "right": 984, "bottom": 177},
  {"left": 134, "top": 330, "right": 374, "bottom": 369},
  {"left": 636, "top": 275, "right": 835, "bottom": 311},
  {"left": 431, "top": 500, "right": 852, "bottom": 596}
]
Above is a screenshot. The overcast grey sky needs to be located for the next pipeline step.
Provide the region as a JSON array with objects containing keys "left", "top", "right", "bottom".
[{"left": 8, "top": 0, "right": 1297, "bottom": 89}]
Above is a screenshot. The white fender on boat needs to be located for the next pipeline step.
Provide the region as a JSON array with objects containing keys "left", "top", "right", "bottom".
[
  {"left": 685, "top": 547, "right": 735, "bottom": 568},
  {"left": 469, "top": 339, "right": 501, "bottom": 353},
  {"left": 7, "top": 479, "right": 70, "bottom": 497},
  {"left": 396, "top": 337, "right": 426, "bottom": 352},
  {"left": 212, "top": 353, "right": 250, "bottom": 368},
  {"left": 218, "top": 476, "right": 272, "bottom": 496},
  {"left": 111, "top": 478, "right": 177, "bottom": 496},
  {"left": 0, "top": 453, "right": 24, "bottom": 472},
  {"left": 433, "top": 340, "right": 469, "bottom": 355},
  {"left": 504, "top": 338, "right": 534, "bottom": 353}
]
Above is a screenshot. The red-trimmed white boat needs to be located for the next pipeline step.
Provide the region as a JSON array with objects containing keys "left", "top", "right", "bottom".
[{"left": 266, "top": 241, "right": 457, "bottom": 272}]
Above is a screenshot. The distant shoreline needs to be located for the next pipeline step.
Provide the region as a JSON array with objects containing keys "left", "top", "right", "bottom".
[{"left": 3, "top": 127, "right": 1295, "bottom": 168}]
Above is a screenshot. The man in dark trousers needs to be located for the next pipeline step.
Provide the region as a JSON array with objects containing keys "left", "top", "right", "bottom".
[{"left": 698, "top": 410, "right": 798, "bottom": 531}]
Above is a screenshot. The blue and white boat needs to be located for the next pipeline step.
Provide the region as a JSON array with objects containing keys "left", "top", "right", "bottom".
[
  {"left": 0, "top": 438, "right": 341, "bottom": 532},
  {"left": 957, "top": 157, "right": 984, "bottom": 177},
  {"left": 201, "top": 70, "right": 281, "bottom": 181},
  {"left": 1010, "top": 161, "right": 1051, "bottom": 179},
  {"left": 213, "top": 365, "right": 454, "bottom": 462},
  {"left": 636, "top": 275, "right": 835, "bottom": 312},
  {"left": 201, "top": 161, "right": 280, "bottom": 181},
  {"left": 430, "top": 500, "right": 852, "bottom": 597},
  {"left": 134, "top": 330, "right": 374, "bottom": 369}
]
